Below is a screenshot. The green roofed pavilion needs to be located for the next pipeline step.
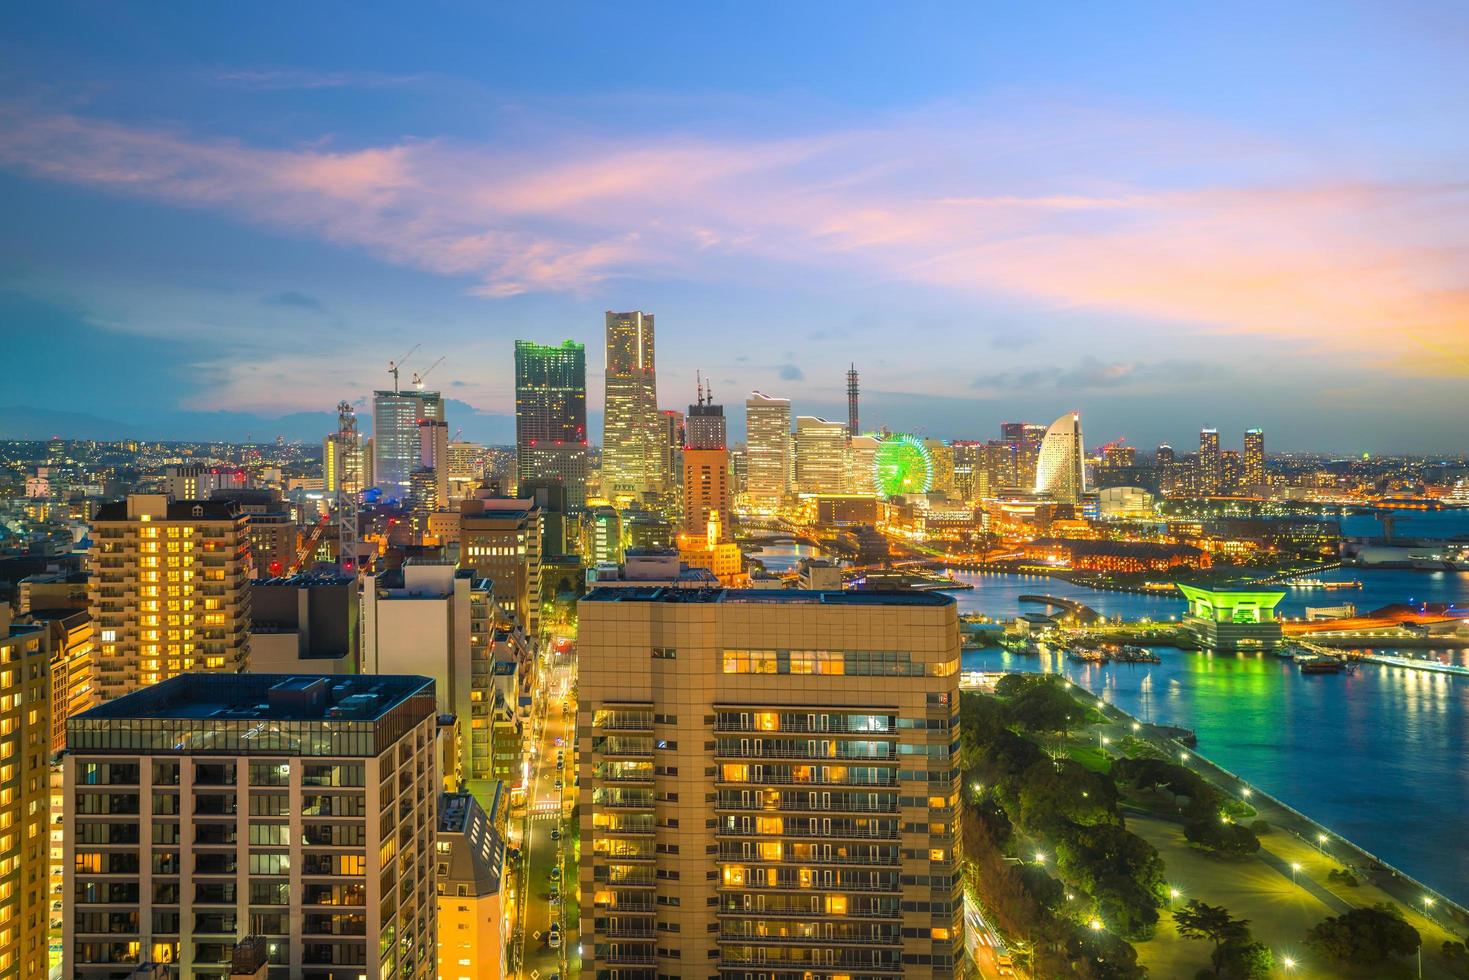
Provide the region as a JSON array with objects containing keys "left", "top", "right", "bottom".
[{"left": 1176, "top": 584, "right": 1286, "bottom": 650}]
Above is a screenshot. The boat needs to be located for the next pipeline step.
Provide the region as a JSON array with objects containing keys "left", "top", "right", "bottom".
[
  {"left": 1323, "top": 580, "right": 1363, "bottom": 590},
  {"left": 1067, "top": 648, "right": 1107, "bottom": 664},
  {"left": 1298, "top": 656, "right": 1347, "bottom": 674},
  {"left": 1116, "top": 645, "right": 1162, "bottom": 664},
  {"left": 1285, "top": 577, "right": 1326, "bottom": 587}
]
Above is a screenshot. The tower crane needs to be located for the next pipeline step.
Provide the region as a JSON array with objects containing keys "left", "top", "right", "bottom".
[
  {"left": 412, "top": 356, "right": 446, "bottom": 390},
  {"left": 388, "top": 343, "right": 421, "bottom": 392}
]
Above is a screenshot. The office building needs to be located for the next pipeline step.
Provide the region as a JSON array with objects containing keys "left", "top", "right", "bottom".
[
  {"left": 460, "top": 495, "right": 543, "bottom": 640},
  {"left": 602, "top": 311, "right": 666, "bottom": 503},
  {"left": 88, "top": 494, "right": 251, "bottom": 701},
  {"left": 446, "top": 441, "right": 487, "bottom": 483},
  {"left": 374, "top": 388, "right": 445, "bottom": 503},
  {"left": 1156, "top": 444, "right": 1179, "bottom": 496},
  {"left": 514, "top": 340, "right": 588, "bottom": 511},
  {"left": 1001, "top": 422, "right": 1047, "bottom": 491},
  {"left": 435, "top": 791, "right": 509, "bottom": 980},
  {"left": 683, "top": 393, "right": 731, "bottom": 537},
  {"left": 1243, "top": 428, "right": 1266, "bottom": 497},
  {"left": 418, "top": 418, "right": 450, "bottom": 511},
  {"left": 846, "top": 434, "right": 879, "bottom": 496},
  {"left": 925, "top": 439, "right": 955, "bottom": 495},
  {"left": 63, "top": 673, "right": 440, "bottom": 979},
  {"left": 164, "top": 465, "right": 246, "bottom": 502},
  {"left": 1198, "top": 428, "right": 1222, "bottom": 496},
  {"left": 660, "top": 410, "right": 685, "bottom": 506},
  {"left": 1034, "top": 412, "right": 1087, "bottom": 504},
  {"left": 744, "top": 391, "right": 792, "bottom": 511},
  {"left": 582, "top": 505, "right": 624, "bottom": 566},
  {"left": 362, "top": 561, "right": 522, "bottom": 791},
  {"left": 950, "top": 441, "right": 986, "bottom": 502},
  {"left": 322, "top": 431, "right": 370, "bottom": 497},
  {"left": 248, "top": 571, "right": 358, "bottom": 675},
  {"left": 212, "top": 489, "right": 297, "bottom": 579},
  {"left": 0, "top": 606, "right": 51, "bottom": 980},
  {"left": 577, "top": 588, "right": 964, "bottom": 977},
  {"left": 794, "top": 416, "right": 848, "bottom": 495}
]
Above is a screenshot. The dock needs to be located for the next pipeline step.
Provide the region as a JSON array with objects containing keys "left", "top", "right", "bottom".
[{"left": 1357, "top": 654, "right": 1469, "bottom": 676}]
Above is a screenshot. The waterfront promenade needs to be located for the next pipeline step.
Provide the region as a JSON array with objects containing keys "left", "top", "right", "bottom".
[{"left": 1081, "top": 689, "right": 1469, "bottom": 977}]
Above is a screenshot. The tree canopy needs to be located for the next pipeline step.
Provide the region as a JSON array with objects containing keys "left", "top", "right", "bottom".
[{"left": 1306, "top": 906, "right": 1421, "bottom": 965}]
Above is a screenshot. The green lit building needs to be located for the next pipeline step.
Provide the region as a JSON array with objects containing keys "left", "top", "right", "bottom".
[
  {"left": 514, "top": 339, "right": 588, "bottom": 509},
  {"left": 1177, "top": 583, "right": 1285, "bottom": 651}
]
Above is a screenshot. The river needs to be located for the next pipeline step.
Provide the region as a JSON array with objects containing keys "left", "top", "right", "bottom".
[{"left": 750, "top": 537, "right": 1469, "bottom": 904}]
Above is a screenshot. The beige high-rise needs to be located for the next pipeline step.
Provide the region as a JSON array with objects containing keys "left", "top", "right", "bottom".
[
  {"left": 0, "top": 606, "right": 52, "bottom": 980},
  {"left": 744, "top": 391, "right": 791, "bottom": 511},
  {"left": 795, "top": 416, "right": 849, "bottom": 496},
  {"left": 577, "top": 588, "right": 964, "bottom": 979},
  {"left": 88, "top": 494, "right": 251, "bottom": 701}
]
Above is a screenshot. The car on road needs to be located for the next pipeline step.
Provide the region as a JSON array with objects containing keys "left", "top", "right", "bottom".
[
  {"left": 556, "top": 759, "right": 563, "bottom": 770},
  {"left": 548, "top": 886, "right": 560, "bottom": 904},
  {"left": 554, "top": 736, "right": 563, "bottom": 747},
  {"left": 549, "top": 828, "right": 561, "bottom": 841},
  {"left": 549, "top": 865, "right": 561, "bottom": 880},
  {"left": 554, "top": 778, "right": 562, "bottom": 789},
  {"left": 548, "top": 929, "right": 561, "bottom": 949}
]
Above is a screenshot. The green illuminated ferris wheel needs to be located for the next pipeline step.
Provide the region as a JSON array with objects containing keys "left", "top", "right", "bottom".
[{"left": 873, "top": 434, "right": 933, "bottom": 498}]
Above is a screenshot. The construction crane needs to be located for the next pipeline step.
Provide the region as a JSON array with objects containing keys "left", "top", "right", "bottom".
[
  {"left": 388, "top": 343, "right": 421, "bottom": 392},
  {"left": 452, "top": 427, "right": 463, "bottom": 441},
  {"left": 412, "top": 356, "right": 445, "bottom": 390}
]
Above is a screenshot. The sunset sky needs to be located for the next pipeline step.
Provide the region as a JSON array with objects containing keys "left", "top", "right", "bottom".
[{"left": 2, "top": 3, "right": 1467, "bottom": 450}]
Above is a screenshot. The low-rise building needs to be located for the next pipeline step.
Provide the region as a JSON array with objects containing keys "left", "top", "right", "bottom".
[{"left": 435, "top": 789, "right": 508, "bottom": 980}]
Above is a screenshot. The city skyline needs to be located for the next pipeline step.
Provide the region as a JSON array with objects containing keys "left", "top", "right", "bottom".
[{"left": 3, "top": 4, "right": 1469, "bottom": 452}]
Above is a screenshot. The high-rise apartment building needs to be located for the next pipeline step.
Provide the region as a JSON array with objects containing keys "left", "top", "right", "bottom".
[
  {"left": 1198, "top": 428, "right": 1222, "bottom": 496},
  {"left": 460, "top": 495, "right": 543, "bottom": 640},
  {"left": 794, "top": 416, "right": 849, "bottom": 495},
  {"left": 660, "top": 410, "right": 685, "bottom": 502},
  {"left": 63, "top": 673, "right": 440, "bottom": 980},
  {"left": 1243, "top": 428, "right": 1265, "bottom": 497},
  {"left": 1035, "top": 412, "right": 1087, "bottom": 504},
  {"left": 374, "top": 389, "right": 445, "bottom": 502},
  {"left": 577, "top": 588, "right": 965, "bottom": 978},
  {"left": 603, "top": 311, "right": 665, "bottom": 503},
  {"left": 0, "top": 606, "right": 52, "bottom": 980},
  {"left": 950, "top": 441, "right": 987, "bottom": 502},
  {"left": 1156, "top": 444, "right": 1178, "bottom": 497},
  {"left": 744, "top": 391, "right": 791, "bottom": 511},
  {"left": 88, "top": 494, "right": 251, "bottom": 701},
  {"left": 514, "top": 340, "right": 588, "bottom": 511},
  {"left": 847, "top": 435, "right": 879, "bottom": 496}
]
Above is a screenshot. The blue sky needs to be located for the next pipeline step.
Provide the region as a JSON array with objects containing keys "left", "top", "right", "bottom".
[{"left": 1, "top": 3, "right": 1467, "bottom": 451}]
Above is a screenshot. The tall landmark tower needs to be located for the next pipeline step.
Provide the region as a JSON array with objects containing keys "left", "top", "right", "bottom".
[
  {"left": 847, "top": 362, "right": 860, "bottom": 437},
  {"left": 602, "top": 310, "right": 664, "bottom": 502}
]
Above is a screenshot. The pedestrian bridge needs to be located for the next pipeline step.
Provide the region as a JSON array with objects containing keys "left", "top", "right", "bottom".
[{"left": 1017, "top": 594, "right": 1102, "bottom": 624}]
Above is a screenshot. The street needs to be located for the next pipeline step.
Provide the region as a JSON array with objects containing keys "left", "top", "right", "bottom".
[{"left": 514, "top": 645, "right": 578, "bottom": 979}]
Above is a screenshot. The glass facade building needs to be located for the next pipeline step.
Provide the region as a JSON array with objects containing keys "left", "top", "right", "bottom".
[{"left": 514, "top": 340, "right": 588, "bottom": 510}]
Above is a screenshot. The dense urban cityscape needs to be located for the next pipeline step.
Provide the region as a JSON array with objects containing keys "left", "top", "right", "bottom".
[{"left": 4, "top": 5, "right": 1469, "bottom": 980}]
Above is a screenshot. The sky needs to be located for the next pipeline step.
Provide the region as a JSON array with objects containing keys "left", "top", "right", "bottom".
[{"left": 1, "top": 3, "right": 1467, "bottom": 452}]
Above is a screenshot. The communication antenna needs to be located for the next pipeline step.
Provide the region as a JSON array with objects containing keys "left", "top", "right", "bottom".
[{"left": 335, "top": 400, "right": 361, "bottom": 574}]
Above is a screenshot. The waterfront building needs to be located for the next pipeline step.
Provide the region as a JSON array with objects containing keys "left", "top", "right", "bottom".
[
  {"left": 460, "top": 494, "right": 543, "bottom": 640},
  {"left": 744, "top": 391, "right": 792, "bottom": 511},
  {"left": 925, "top": 439, "right": 956, "bottom": 495},
  {"left": 846, "top": 434, "right": 880, "bottom": 496},
  {"left": 602, "top": 311, "right": 666, "bottom": 504},
  {"left": 1001, "top": 422, "right": 1047, "bottom": 491},
  {"left": 435, "top": 790, "right": 509, "bottom": 980},
  {"left": 1198, "top": 427, "right": 1222, "bottom": 496},
  {"left": 62, "top": 673, "right": 440, "bottom": 979},
  {"left": 1221, "top": 449, "right": 1243, "bottom": 495},
  {"left": 1096, "top": 485, "right": 1156, "bottom": 519},
  {"left": 1034, "top": 412, "right": 1087, "bottom": 504},
  {"left": 794, "top": 415, "right": 848, "bottom": 495},
  {"left": 577, "top": 587, "right": 964, "bottom": 977},
  {"left": 89, "top": 494, "right": 251, "bottom": 701},
  {"left": 1243, "top": 428, "right": 1266, "bottom": 497},
  {"left": 1155, "top": 444, "right": 1179, "bottom": 496},
  {"left": 1177, "top": 584, "right": 1285, "bottom": 651},
  {"left": 950, "top": 440, "right": 987, "bottom": 502},
  {"left": 373, "top": 388, "right": 445, "bottom": 502},
  {"left": 0, "top": 606, "right": 51, "bottom": 980},
  {"left": 514, "top": 340, "right": 588, "bottom": 510}
]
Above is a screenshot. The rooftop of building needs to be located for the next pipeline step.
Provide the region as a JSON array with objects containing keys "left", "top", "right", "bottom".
[
  {"left": 252, "top": 571, "right": 355, "bottom": 587},
  {"left": 581, "top": 586, "right": 955, "bottom": 607},
  {"left": 74, "top": 673, "right": 434, "bottom": 723},
  {"left": 93, "top": 498, "right": 240, "bottom": 522},
  {"left": 437, "top": 790, "right": 505, "bottom": 894}
]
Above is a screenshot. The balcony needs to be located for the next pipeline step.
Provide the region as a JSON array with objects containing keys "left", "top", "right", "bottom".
[{"left": 718, "top": 929, "right": 901, "bottom": 946}]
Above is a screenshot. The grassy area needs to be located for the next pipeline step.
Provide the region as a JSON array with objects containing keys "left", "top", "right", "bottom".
[{"left": 1066, "top": 743, "right": 1112, "bottom": 773}]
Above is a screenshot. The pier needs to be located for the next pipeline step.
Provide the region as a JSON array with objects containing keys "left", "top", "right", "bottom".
[{"left": 1016, "top": 594, "right": 1102, "bottom": 624}]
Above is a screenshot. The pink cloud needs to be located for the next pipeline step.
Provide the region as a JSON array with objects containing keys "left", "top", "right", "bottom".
[{"left": 1, "top": 104, "right": 1465, "bottom": 372}]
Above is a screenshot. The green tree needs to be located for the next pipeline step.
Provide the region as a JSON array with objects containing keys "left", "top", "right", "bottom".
[
  {"left": 1306, "top": 906, "right": 1421, "bottom": 966},
  {"left": 1017, "top": 759, "right": 1120, "bottom": 832},
  {"left": 1173, "top": 901, "right": 1250, "bottom": 976},
  {"left": 994, "top": 671, "right": 1051, "bottom": 699},
  {"left": 1009, "top": 680, "right": 1086, "bottom": 734},
  {"left": 1216, "top": 939, "right": 1274, "bottom": 979},
  {"left": 1183, "top": 817, "right": 1259, "bottom": 857}
]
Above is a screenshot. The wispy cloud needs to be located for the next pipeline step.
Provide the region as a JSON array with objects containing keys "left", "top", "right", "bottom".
[
  {"left": 212, "top": 68, "right": 429, "bottom": 91},
  {"left": 1, "top": 101, "right": 1465, "bottom": 372},
  {"left": 973, "top": 357, "right": 1224, "bottom": 392}
]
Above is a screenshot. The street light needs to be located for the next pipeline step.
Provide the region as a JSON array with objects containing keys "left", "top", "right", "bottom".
[
  {"left": 1088, "top": 918, "right": 1103, "bottom": 932},
  {"left": 1034, "top": 851, "right": 1047, "bottom": 864},
  {"left": 1281, "top": 955, "right": 1297, "bottom": 973},
  {"left": 1316, "top": 832, "right": 1328, "bottom": 852},
  {"left": 1291, "top": 861, "right": 1302, "bottom": 884}
]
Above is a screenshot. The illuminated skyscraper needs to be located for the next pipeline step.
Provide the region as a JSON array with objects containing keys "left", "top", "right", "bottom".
[
  {"left": 601, "top": 311, "right": 665, "bottom": 501},
  {"left": 1001, "top": 421, "right": 1048, "bottom": 490},
  {"left": 1199, "top": 427, "right": 1222, "bottom": 495},
  {"left": 417, "top": 417, "right": 450, "bottom": 511},
  {"left": 683, "top": 389, "right": 730, "bottom": 535},
  {"left": 744, "top": 390, "right": 791, "bottom": 510},
  {"left": 1156, "top": 443, "right": 1178, "bottom": 496},
  {"left": 1034, "top": 412, "right": 1087, "bottom": 504},
  {"left": 373, "top": 388, "right": 444, "bottom": 502},
  {"left": 1243, "top": 428, "right": 1266, "bottom": 496},
  {"left": 794, "top": 416, "right": 848, "bottom": 494},
  {"left": 514, "top": 340, "right": 588, "bottom": 510},
  {"left": 0, "top": 607, "right": 50, "bottom": 980}
]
